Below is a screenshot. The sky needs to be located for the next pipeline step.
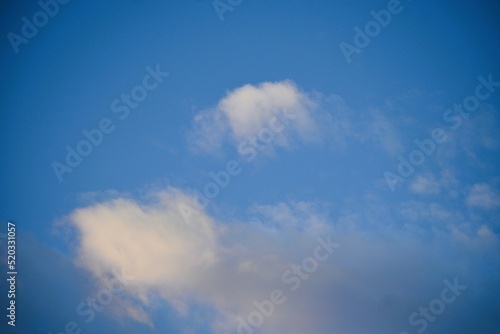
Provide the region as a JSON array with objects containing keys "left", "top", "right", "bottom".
[{"left": 1, "top": 0, "right": 500, "bottom": 333}]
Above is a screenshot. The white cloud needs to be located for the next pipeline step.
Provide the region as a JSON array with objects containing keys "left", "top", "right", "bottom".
[
  {"left": 219, "top": 81, "right": 316, "bottom": 141},
  {"left": 409, "top": 175, "right": 441, "bottom": 194},
  {"left": 398, "top": 200, "right": 457, "bottom": 223},
  {"left": 67, "top": 188, "right": 335, "bottom": 331},
  {"left": 64, "top": 187, "right": 500, "bottom": 334},
  {"left": 467, "top": 183, "right": 500, "bottom": 209},
  {"left": 187, "top": 81, "right": 352, "bottom": 155},
  {"left": 252, "top": 201, "right": 329, "bottom": 234}
]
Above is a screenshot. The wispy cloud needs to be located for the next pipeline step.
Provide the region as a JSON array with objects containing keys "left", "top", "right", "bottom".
[
  {"left": 360, "top": 109, "right": 403, "bottom": 156},
  {"left": 409, "top": 175, "right": 441, "bottom": 194},
  {"left": 467, "top": 183, "right": 500, "bottom": 210}
]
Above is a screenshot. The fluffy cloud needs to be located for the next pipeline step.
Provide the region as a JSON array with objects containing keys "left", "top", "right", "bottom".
[
  {"left": 187, "top": 81, "right": 352, "bottom": 156},
  {"left": 69, "top": 189, "right": 220, "bottom": 317},
  {"left": 64, "top": 187, "right": 500, "bottom": 334}
]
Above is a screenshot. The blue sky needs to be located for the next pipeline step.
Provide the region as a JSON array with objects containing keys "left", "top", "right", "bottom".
[{"left": 1, "top": 0, "right": 500, "bottom": 333}]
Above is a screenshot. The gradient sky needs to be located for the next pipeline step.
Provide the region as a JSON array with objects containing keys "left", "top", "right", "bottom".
[{"left": 1, "top": 1, "right": 500, "bottom": 333}]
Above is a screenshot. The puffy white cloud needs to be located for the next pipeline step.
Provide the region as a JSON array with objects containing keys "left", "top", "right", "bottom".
[
  {"left": 187, "top": 81, "right": 352, "bottom": 155},
  {"left": 219, "top": 81, "right": 316, "bottom": 141}
]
